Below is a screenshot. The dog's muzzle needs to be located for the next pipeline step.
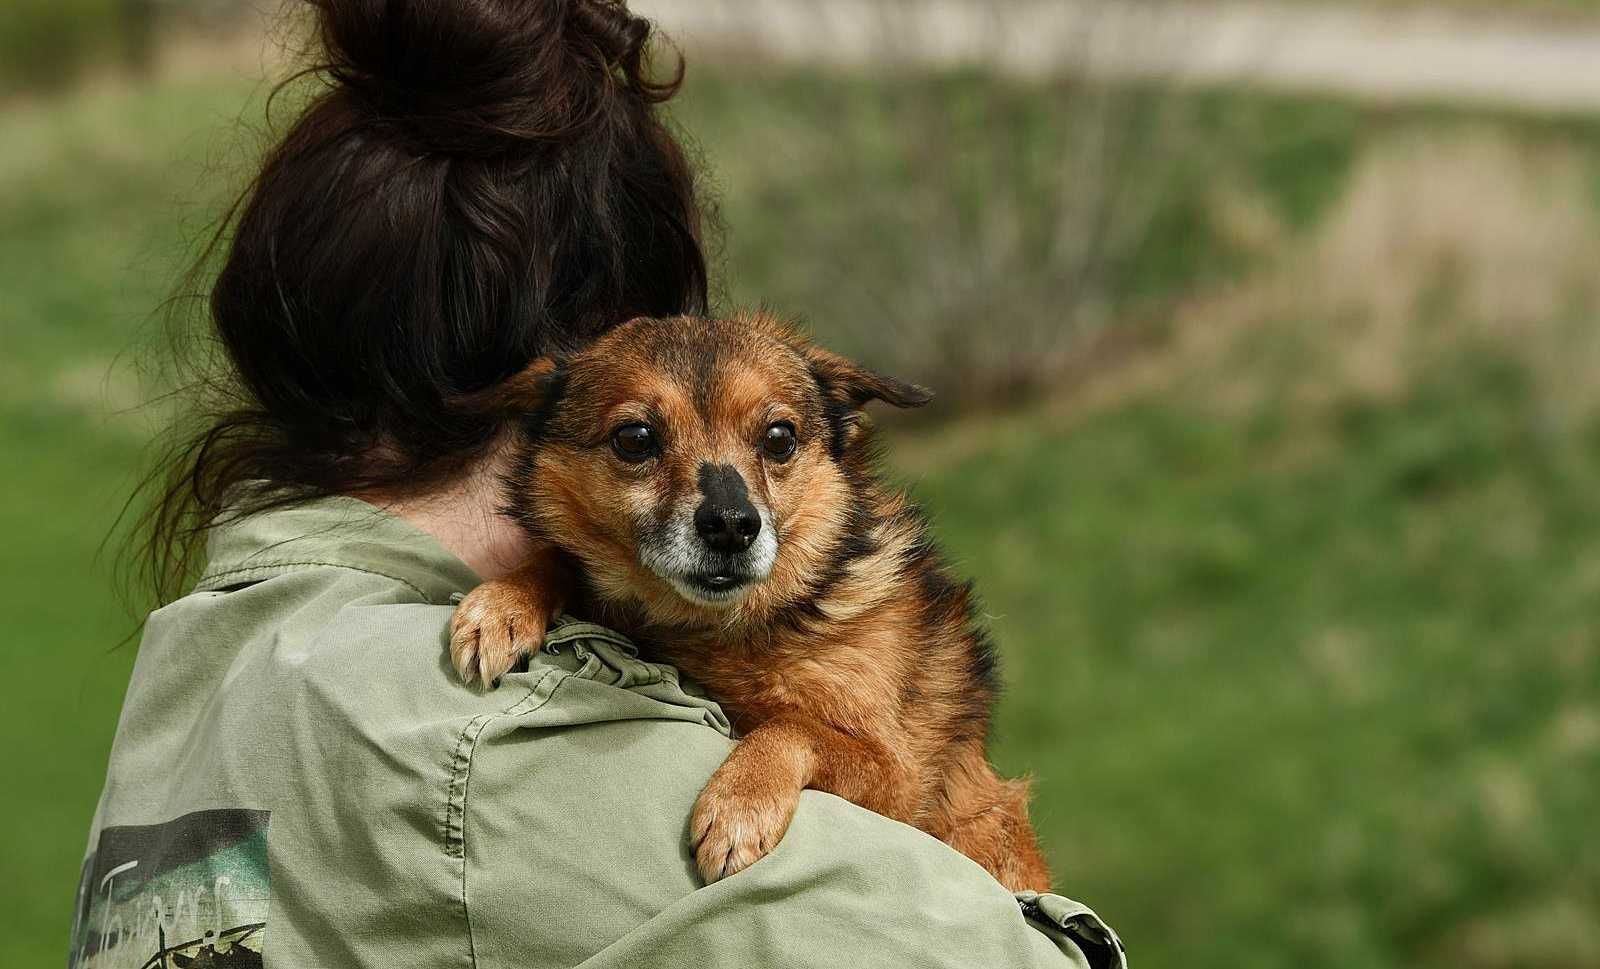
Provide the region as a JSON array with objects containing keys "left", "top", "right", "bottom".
[{"left": 639, "top": 495, "right": 778, "bottom": 607}]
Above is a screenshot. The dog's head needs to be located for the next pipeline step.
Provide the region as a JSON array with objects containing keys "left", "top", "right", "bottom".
[{"left": 479, "top": 312, "right": 931, "bottom": 623}]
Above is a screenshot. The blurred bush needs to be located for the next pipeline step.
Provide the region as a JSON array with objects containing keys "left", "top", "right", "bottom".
[
  {"left": 0, "top": 0, "right": 258, "bottom": 91},
  {"left": 678, "top": 70, "right": 1361, "bottom": 406},
  {"left": 2, "top": 0, "right": 127, "bottom": 90}
]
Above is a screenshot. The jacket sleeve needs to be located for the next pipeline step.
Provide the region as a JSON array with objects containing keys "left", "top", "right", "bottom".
[
  {"left": 459, "top": 657, "right": 1123, "bottom": 969},
  {"left": 558, "top": 795, "right": 1124, "bottom": 969}
]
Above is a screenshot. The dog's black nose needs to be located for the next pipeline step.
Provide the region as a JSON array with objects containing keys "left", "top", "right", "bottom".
[
  {"left": 695, "top": 463, "right": 762, "bottom": 553},
  {"left": 695, "top": 501, "right": 761, "bottom": 552}
]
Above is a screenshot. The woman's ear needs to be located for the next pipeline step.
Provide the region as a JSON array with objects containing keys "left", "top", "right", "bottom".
[
  {"left": 805, "top": 345, "right": 934, "bottom": 411},
  {"left": 454, "top": 357, "right": 563, "bottom": 417}
]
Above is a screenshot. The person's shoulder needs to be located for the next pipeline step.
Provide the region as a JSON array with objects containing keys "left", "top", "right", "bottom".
[{"left": 304, "top": 604, "right": 734, "bottom": 730}]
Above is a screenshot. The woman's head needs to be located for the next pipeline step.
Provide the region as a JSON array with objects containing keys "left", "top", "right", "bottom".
[{"left": 142, "top": 0, "right": 709, "bottom": 601}]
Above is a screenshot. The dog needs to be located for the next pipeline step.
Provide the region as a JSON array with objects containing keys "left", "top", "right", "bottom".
[{"left": 448, "top": 311, "right": 1052, "bottom": 891}]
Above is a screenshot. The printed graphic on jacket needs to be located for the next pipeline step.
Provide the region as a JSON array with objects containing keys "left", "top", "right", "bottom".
[{"left": 68, "top": 809, "right": 270, "bottom": 968}]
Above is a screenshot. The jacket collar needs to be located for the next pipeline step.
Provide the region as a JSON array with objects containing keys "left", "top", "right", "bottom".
[{"left": 194, "top": 495, "right": 481, "bottom": 605}]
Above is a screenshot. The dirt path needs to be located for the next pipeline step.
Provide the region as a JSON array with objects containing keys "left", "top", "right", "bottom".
[{"left": 634, "top": 0, "right": 1600, "bottom": 114}]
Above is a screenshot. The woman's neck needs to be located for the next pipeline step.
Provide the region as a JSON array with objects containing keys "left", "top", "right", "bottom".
[{"left": 368, "top": 444, "right": 534, "bottom": 582}]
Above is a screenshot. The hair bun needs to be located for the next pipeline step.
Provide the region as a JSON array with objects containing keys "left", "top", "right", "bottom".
[{"left": 309, "top": 0, "right": 676, "bottom": 156}]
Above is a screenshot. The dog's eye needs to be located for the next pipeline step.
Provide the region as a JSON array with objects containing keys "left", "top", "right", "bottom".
[
  {"left": 762, "top": 422, "right": 797, "bottom": 462},
  {"left": 611, "top": 424, "right": 658, "bottom": 462}
]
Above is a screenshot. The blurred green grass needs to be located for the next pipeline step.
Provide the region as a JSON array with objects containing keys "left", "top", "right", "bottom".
[
  {"left": 5, "top": 66, "right": 1600, "bottom": 968},
  {"left": 921, "top": 357, "right": 1600, "bottom": 968},
  {"left": 1, "top": 78, "right": 251, "bottom": 959}
]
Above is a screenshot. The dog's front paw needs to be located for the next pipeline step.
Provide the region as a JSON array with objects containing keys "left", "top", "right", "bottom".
[
  {"left": 449, "top": 581, "right": 551, "bottom": 686},
  {"left": 688, "top": 769, "right": 801, "bottom": 883}
]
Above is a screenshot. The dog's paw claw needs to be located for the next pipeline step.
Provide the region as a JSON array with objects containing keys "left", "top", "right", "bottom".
[
  {"left": 688, "top": 781, "right": 798, "bottom": 883},
  {"left": 448, "top": 582, "right": 550, "bottom": 687}
]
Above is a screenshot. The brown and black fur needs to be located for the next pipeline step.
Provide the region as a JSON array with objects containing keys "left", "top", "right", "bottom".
[{"left": 449, "top": 311, "right": 1052, "bottom": 891}]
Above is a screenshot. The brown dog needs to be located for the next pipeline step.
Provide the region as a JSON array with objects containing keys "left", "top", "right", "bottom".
[{"left": 449, "top": 311, "right": 1051, "bottom": 891}]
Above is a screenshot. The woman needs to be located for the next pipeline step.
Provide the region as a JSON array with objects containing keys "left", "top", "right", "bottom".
[{"left": 72, "top": 2, "right": 1122, "bottom": 966}]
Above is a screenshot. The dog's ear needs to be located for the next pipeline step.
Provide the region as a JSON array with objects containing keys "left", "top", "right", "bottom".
[
  {"left": 802, "top": 343, "right": 932, "bottom": 456},
  {"left": 454, "top": 357, "right": 563, "bottom": 417},
  {"left": 805, "top": 346, "right": 934, "bottom": 411}
]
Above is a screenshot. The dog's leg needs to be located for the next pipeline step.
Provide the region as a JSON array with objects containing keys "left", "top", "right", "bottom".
[
  {"left": 931, "top": 741, "right": 1053, "bottom": 893},
  {"left": 689, "top": 715, "right": 918, "bottom": 882},
  {"left": 943, "top": 778, "right": 1053, "bottom": 893},
  {"left": 448, "top": 542, "right": 573, "bottom": 686}
]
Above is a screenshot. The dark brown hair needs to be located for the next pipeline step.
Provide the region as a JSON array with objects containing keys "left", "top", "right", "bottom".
[{"left": 136, "top": 0, "right": 709, "bottom": 604}]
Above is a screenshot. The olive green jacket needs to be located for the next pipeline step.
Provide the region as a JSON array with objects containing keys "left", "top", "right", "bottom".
[{"left": 72, "top": 497, "right": 1124, "bottom": 968}]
